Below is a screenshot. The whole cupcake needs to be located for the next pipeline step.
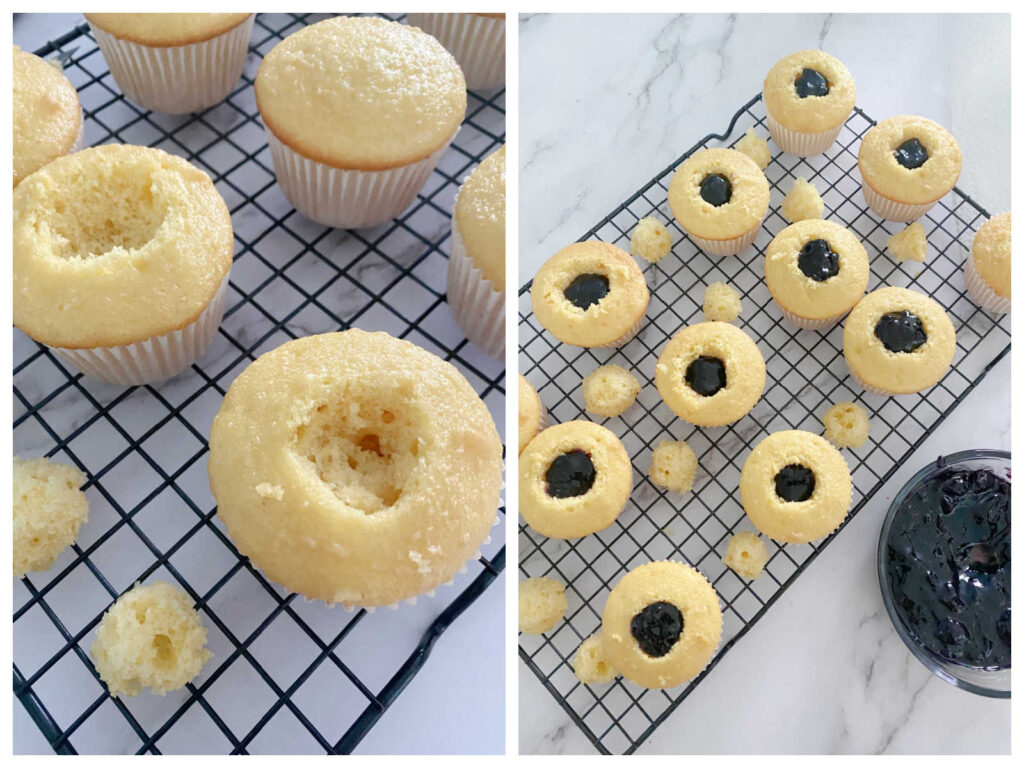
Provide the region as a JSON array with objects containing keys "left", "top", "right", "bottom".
[
  {"left": 255, "top": 16, "right": 466, "bottom": 230},
  {"left": 448, "top": 144, "right": 505, "bottom": 359},
  {"left": 208, "top": 330, "right": 503, "bottom": 608},
  {"left": 764, "top": 219, "right": 869, "bottom": 330},
  {"left": 13, "top": 145, "right": 233, "bottom": 385},
  {"left": 530, "top": 241, "right": 650, "bottom": 348},
  {"left": 406, "top": 13, "right": 505, "bottom": 91},
  {"left": 964, "top": 212, "right": 1010, "bottom": 315},
  {"left": 843, "top": 286, "right": 956, "bottom": 396},
  {"left": 763, "top": 50, "right": 856, "bottom": 157},
  {"left": 84, "top": 13, "right": 254, "bottom": 114},
  {"left": 858, "top": 115, "right": 962, "bottom": 222},
  {"left": 13, "top": 46, "right": 83, "bottom": 187},
  {"left": 667, "top": 148, "right": 770, "bottom": 256}
]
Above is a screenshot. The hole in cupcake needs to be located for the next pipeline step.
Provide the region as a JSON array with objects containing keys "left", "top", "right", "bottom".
[
  {"left": 894, "top": 138, "right": 929, "bottom": 170},
  {"left": 685, "top": 355, "right": 727, "bottom": 397},
  {"left": 774, "top": 464, "right": 816, "bottom": 502},
  {"left": 545, "top": 450, "right": 596, "bottom": 498},
  {"left": 294, "top": 387, "right": 422, "bottom": 514},
  {"left": 563, "top": 273, "right": 610, "bottom": 310},
  {"left": 630, "top": 601, "right": 683, "bottom": 657},
  {"left": 797, "top": 238, "right": 840, "bottom": 282},
  {"left": 699, "top": 173, "right": 732, "bottom": 207},
  {"left": 874, "top": 310, "right": 927, "bottom": 353},
  {"left": 152, "top": 634, "right": 175, "bottom": 667},
  {"left": 794, "top": 67, "right": 830, "bottom": 98}
]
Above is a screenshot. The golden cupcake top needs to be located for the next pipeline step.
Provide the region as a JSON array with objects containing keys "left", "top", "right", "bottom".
[
  {"left": 667, "top": 148, "right": 770, "bottom": 241},
  {"left": 518, "top": 374, "right": 543, "bottom": 454},
  {"left": 763, "top": 50, "right": 856, "bottom": 133},
  {"left": 858, "top": 115, "right": 962, "bottom": 205},
  {"left": 455, "top": 144, "right": 506, "bottom": 291},
  {"left": 13, "top": 46, "right": 82, "bottom": 188},
  {"left": 84, "top": 13, "right": 253, "bottom": 46},
  {"left": 764, "top": 219, "right": 869, "bottom": 321},
  {"left": 972, "top": 212, "right": 1011, "bottom": 298},
  {"left": 255, "top": 16, "right": 467, "bottom": 171},
  {"left": 13, "top": 144, "right": 233, "bottom": 349}
]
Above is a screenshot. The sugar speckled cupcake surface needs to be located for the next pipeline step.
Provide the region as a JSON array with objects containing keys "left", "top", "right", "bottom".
[
  {"left": 518, "top": 375, "right": 544, "bottom": 454},
  {"left": 84, "top": 13, "right": 252, "bottom": 46},
  {"left": 763, "top": 50, "right": 856, "bottom": 133},
  {"left": 13, "top": 144, "right": 233, "bottom": 350},
  {"left": 972, "top": 213, "right": 1011, "bottom": 299},
  {"left": 255, "top": 16, "right": 466, "bottom": 171},
  {"left": 858, "top": 115, "right": 961, "bottom": 207},
  {"left": 454, "top": 144, "right": 505, "bottom": 291},
  {"left": 13, "top": 46, "right": 82, "bottom": 188}
]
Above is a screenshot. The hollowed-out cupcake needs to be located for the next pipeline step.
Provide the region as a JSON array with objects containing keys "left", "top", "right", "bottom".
[
  {"left": 406, "top": 13, "right": 505, "bottom": 91},
  {"left": 964, "top": 212, "right": 1010, "bottom": 315},
  {"left": 667, "top": 148, "right": 770, "bottom": 257},
  {"left": 763, "top": 50, "right": 856, "bottom": 157},
  {"left": 255, "top": 16, "right": 466, "bottom": 230},
  {"left": 858, "top": 115, "right": 962, "bottom": 222},
  {"left": 84, "top": 13, "right": 254, "bottom": 114},
  {"left": 530, "top": 241, "right": 650, "bottom": 348}
]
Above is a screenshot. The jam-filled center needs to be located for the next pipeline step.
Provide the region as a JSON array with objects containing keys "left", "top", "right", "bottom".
[
  {"left": 545, "top": 450, "right": 596, "bottom": 499},
  {"left": 794, "top": 67, "right": 830, "bottom": 98},
  {"left": 630, "top": 601, "right": 683, "bottom": 657},
  {"left": 685, "top": 355, "right": 727, "bottom": 397},
  {"left": 563, "top": 273, "right": 610, "bottom": 311},
  {"left": 797, "top": 238, "right": 840, "bottom": 282},
  {"left": 699, "top": 173, "right": 732, "bottom": 207},
  {"left": 775, "top": 464, "right": 816, "bottom": 502},
  {"left": 894, "top": 138, "right": 929, "bottom": 170},
  {"left": 874, "top": 310, "right": 927, "bottom": 353}
]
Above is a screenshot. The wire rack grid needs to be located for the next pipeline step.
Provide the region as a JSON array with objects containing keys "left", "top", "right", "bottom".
[
  {"left": 517, "top": 93, "right": 1009, "bottom": 754},
  {"left": 14, "top": 13, "right": 505, "bottom": 755}
]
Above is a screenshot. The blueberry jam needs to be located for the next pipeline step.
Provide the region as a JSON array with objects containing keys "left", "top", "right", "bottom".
[
  {"left": 699, "top": 173, "right": 732, "bottom": 207},
  {"left": 886, "top": 463, "right": 1011, "bottom": 669},
  {"left": 545, "top": 450, "right": 597, "bottom": 499},
  {"left": 795, "top": 67, "right": 830, "bottom": 98},
  {"left": 775, "top": 464, "right": 816, "bottom": 502},
  {"left": 894, "top": 138, "right": 929, "bottom": 170},
  {"left": 630, "top": 601, "right": 683, "bottom": 657},
  {"left": 797, "top": 238, "right": 840, "bottom": 282},
  {"left": 685, "top": 355, "right": 727, "bottom": 397},
  {"left": 874, "top": 311, "right": 927, "bottom": 353},
  {"left": 564, "top": 273, "right": 610, "bottom": 311}
]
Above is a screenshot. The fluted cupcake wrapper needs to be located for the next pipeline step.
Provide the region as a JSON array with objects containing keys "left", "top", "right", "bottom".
[
  {"left": 964, "top": 251, "right": 1011, "bottom": 315},
  {"left": 89, "top": 15, "right": 254, "bottom": 114},
  {"left": 265, "top": 128, "right": 457, "bottom": 230},
  {"left": 764, "top": 110, "right": 844, "bottom": 157},
  {"left": 778, "top": 305, "right": 845, "bottom": 331},
  {"left": 51, "top": 273, "right": 231, "bottom": 386},
  {"left": 447, "top": 221, "right": 505, "bottom": 359},
  {"left": 861, "top": 180, "right": 937, "bottom": 223},
  {"left": 687, "top": 220, "right": 762, "bottom": 258},
  {"left": 407, "top": 13, "right": 505, "bottom": 91}
]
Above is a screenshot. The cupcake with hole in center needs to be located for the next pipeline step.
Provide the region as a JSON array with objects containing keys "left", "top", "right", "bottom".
[{"left": 406, "top": 13, "right": 505, "bottom": 91}]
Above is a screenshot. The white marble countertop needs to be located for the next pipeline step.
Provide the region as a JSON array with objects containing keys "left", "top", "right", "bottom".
[{"left": 519, "top": 13, "right": 1010, "bottom": 754}]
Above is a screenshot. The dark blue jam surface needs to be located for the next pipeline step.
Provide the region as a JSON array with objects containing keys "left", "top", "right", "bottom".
[
  {"left": 886, "top": 464, "right": 1010, "bottom": 669},
  {"left": 699, "top": 173, "right": 732, "bottom": 207},
  {"left": 797, "top": 238, "right": 841, "bottom": 282},
  {"left": 685, "top": 355, "right": 727, "bottom": 397},
  {"left": 545, "top": 450, "right": 596, "bottom": 499},
  {"left": 631, "top": 601, "right": 683, "bottom": 657},
  {"left": 875, "top": 311, "right": 927, "bottom": 353},
  {"left": 775, "top": 464, "right": 816, "bottom": 502},
  {"left": 564, "top": 273, "right": 609, "bottom": 310},
  {"left": 795, "top": 67, "right": 830, "bottom": 98},
  {"left": 894, "top": 138, "right": 929, "bottom": 170}
]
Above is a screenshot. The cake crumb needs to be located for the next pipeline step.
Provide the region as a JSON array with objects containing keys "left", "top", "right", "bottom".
[
  {"left": 703, "top": 282, "right": 742, "bottom": 322},
  {"left": 822, "top": 401, "right": 871, "bottom": 449},
  {"left": 255, "top": 482, "right": 284, "bottom": 500},
  {"left": 572, "top": 634, "right": 618, "bottom": 684},
  {"left": 781, "top": 177, "right": 824, "bottom": 223},
  {"left": 582, "top": 364, "right": 641, "bottom": 418},
  {"left": 887, "top": 222, "right": 927, "bottom": 263},
  {"left": 735, "top": 127, "right": 771, "bottom": 170},
  {"left": 648, "top": 439, "right": 698, "bottom": 494},
  {"left": 723, "top": 531, "right": 768, "bottom": 580},
  {"left": 630, "top": 217, "right": 672, "bottom": 263},
  {"left": 13, "top": 457, "right": 88, "bottom": 578},
  {"left": 519, "top": 577, "right": 567, "bottom": 634}
]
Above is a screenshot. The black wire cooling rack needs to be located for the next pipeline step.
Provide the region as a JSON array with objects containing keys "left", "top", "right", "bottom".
[
  {"left": 518, "top": 93, "right": 1009, "bottom": 755},
  {"left": 14, "top": 13, "right": 505, "bottom": 755}
]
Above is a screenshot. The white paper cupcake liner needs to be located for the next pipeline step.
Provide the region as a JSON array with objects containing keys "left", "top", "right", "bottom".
[
  {"left": 764, "top": 110, "right": 844, "bottom": 157},
  {"left": 964, "top": 251, "right": 1011, "bottom": 315},
  {"left": 447, "top": 221, "right": 505, "bottom": 359},
  {"left": 265, "top": 128, "right": 456, "bottom": 230},
  {"left": 778, "top": 305, "right": 845, "bottom": 331},
  {"left": 71, "top": 106, "right": 86, "bottom": 153},
  {"left": 687, "top": 220, "right": 762, "bottom": 257},
  {"left": 861, "top": 180, "right": 936, "bottom": 223},
  {"left": 407, "top": 13, "right": 505, "bottom": 91},
  {"left": 51, "top": 273, "right": 230, "bottom": 386},
  {"left": 89, "top": 15, "right": 254, "bottom": 114}
]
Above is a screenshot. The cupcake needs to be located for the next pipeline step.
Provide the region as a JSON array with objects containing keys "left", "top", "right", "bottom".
[
  {"left": 208, "top": 330, "right": 502, "bottom": 608},
  {"left": 255, "top": 16, "right": 466, "bottom": 230},
  {"left": 13, "top": 46, "right": 83, "bottom": 187},
  {"left": 763, "top": 50, "right": 856, "bottom": 157},
  {"left": 13, "top": 145, "right": 233, "bottom": 385},
  {"left": 406, "top": 13, "right": 505, "bottom": 91},
  {"left": 519, "top": 421, "right": 632, "bottom": 540},
  {"left": 764, "top": 219, "right": 870, "bottom": 330},
  {"left": 667, "top": 148, "right": 770, "bottom": 256},
  {"left": 530, "top": 241, "right": 650, "bottom": 348},
  {"left": 655, "top": 322, "right": 766, "bottom": 427},
  {"left": 518, "top": 374, "right": 546, "bottom": 454},
  {"left": 448, "top": 144, "right": 505, "bottom": 359},
  {"left": 843, "top": 286, "right": 956, "bottom": 396},
  {"left": 601, "top": 561, "right": 722, "bottom": 690},
  {"left": 84, "top": 13, "right": 254, "bottom": 114},
  {"left": 858, "top": 115, "right": 962, "bottom": 222},
  {"left": 739, "top": 430, "right": 852, "bottom": 544},
  {"left": 964, "top": 212, "right": 1010, "bottom": 315}
]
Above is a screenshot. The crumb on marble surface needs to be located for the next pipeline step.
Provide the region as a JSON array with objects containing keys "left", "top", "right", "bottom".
[
  {"left": 781, "top": 177, "right": 824, "bottom": 223},
  {"left": 735, "top": 126, "right": 771, "bottom": 170},
  {"left": 887, "top": 222, "right": 927, "bottom": 263},
  {"left": 703, "top": 281, "right": 742, "bottom": 322}
]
